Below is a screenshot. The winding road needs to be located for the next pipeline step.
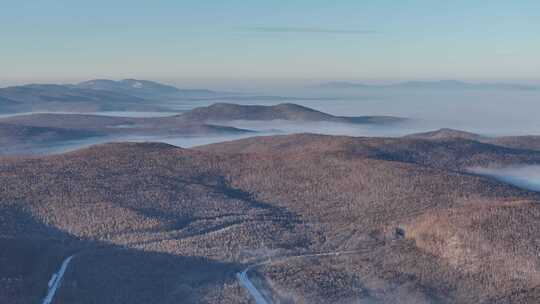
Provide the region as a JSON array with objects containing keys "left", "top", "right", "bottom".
[
  {"left": 41, "top": 250, "right": 361, "bottom": 303},
  {"left": 237, "top": 250, "right": 363, "bottom": 304},
  {"left": 42, "top": 255, "right": 74, "bottom": 304},
  {"left": 237, "top": 268, "right": 270, "bottom": 304}
]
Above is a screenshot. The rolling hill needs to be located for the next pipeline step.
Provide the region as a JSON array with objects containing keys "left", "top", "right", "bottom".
[
  {"left": 0, "top": 123, "right": 101, "bottom": 151},
  {"left": 404, "top": 128, "right": 484, "bottom": 141},
  {"left": 175, "top": 102, "right": 406, "bottom": 124},
  {"left": 2, "top": 133, "right": 540, "bottom": 303},
  {"left": 406, "top": 128, "right": 540, "bottom": 152},
  {"left": 0, "top": 103, "right": 405, "bottom": 155}
]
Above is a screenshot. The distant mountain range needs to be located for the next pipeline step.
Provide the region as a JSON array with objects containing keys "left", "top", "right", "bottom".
[
  {"left": 0, "top": 79, "right": 234, "bottom": 114},
  {"left": 315, "top": 80, "right": 540, "bottom": 90},
  {"left": 76, "top": 79, "right": 229, "bottom": 99},
  {"left": 0, "top": 83, "right": 158, "bottom": 113}
]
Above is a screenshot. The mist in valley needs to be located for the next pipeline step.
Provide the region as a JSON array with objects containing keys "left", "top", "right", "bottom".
[
  {"left": 155, "top": 82, "right": 540, "bottom": 136},
  {"left": 164, "top": 79, "right": 540, "bottom": 134},
  {"left": 469, "top": 165, "right": 540, "bottom": 192},
  {"left": 3, "top": 84, "right": 540, "bottom": 156}
]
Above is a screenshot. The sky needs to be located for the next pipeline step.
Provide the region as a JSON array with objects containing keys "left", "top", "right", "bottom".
[{"left": 1, "top": 1, "right": 539, "bottom": 84}]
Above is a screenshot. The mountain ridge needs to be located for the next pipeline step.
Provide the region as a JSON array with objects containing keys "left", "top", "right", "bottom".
[
  {"left": 315, "top": 80, "right": 540, "bottom": 90},
  {"left": 76, "top": 78, "right": 227, "bottom": 99},
  {"left": 175, "top": 102, "right": 406, "bottom": 124},
  {"left": 0, "top": 79, "right": 234, "bottom": 114}
]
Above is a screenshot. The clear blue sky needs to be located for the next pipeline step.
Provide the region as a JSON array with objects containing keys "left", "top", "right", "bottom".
[{"left": 2, "top": 1, "right": 539, "bottom": 83}]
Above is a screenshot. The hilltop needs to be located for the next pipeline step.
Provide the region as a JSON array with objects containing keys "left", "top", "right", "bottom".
[
  {"left": 406, "top": 128, "right": 540, "bottom": 152},
  {"left": 176, "top": 102, "right": 405, "bottom": 124},
  {"left": 0, "top": 123, "right": 101, "bottom": 155},
  {"left": 404, "top": 128, "right": 484, "bottom": 140}
]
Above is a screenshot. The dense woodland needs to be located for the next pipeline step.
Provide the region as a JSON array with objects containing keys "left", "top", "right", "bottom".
[{"left": 2, "top": 134, "right": 540, "bottom": 303}]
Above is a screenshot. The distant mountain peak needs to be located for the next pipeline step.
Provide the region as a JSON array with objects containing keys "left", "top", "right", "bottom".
[
  {"left": 77, "top": 78, "right": 180, "bottom": 95},
  {"left": 405, "top": 128, "right": 484, "bottom": 140}
]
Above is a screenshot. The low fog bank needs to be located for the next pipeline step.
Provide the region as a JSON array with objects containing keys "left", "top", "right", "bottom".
[
  {"left": 3, "top": 86, "right": 540, "bottom": 156},
  {"left": 0, "top": 110, "right": 180, "bottom": 119},
  {"left": 1, "top": 116, "right": 526, "bottom": 157},
  {"left": 1, "top": 133, "right": 262, "bottom": 156},
  {"left": 213, "top": 119, "right": 427, "bottom": 138},
  {"left": 469, "top": 166, "right": 540, "bottom": 192},
  {"left": 297, "top": 89, "right": 540, "bottom": 136},
  {"left": 1, "top": 136, "right": 121, "bottom": 156},
  {"left": 164, "top": 87, "right": 540, "bottom": 136},
  {"left": 122, "top": 133, "right": 264, "bottom": 148},
  {"left": 4, "top": 86, "right": 540, "bottom": 136},
  {"left": 1, "top": 118, "right": 434, "bottom": 157}
]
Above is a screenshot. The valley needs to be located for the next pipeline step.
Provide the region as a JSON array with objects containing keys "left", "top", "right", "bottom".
[
  {"left": 0, "top": 102, "right": 405, "bottom": 155},
  {"left": 4, "top": 1, "right": 540, "bottom": 302}
]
